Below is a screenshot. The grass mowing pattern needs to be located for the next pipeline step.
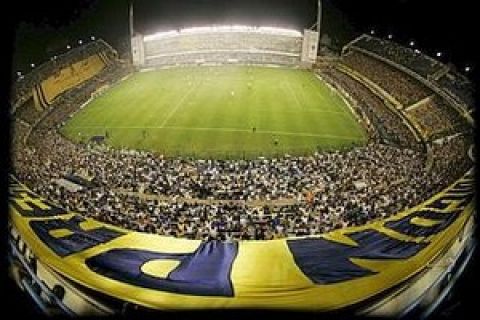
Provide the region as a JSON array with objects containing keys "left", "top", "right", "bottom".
[{"left": 62, "top": 66, "right": 367, "bottom": 159}]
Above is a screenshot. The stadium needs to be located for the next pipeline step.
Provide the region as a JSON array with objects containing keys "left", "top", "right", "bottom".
[{"left": 7, "top": 0, "right": 476, "bottom": 318}]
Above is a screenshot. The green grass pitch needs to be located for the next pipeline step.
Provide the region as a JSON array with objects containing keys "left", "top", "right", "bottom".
[{"left": 61, "top": 65, "right": 367, "bottom": 159}]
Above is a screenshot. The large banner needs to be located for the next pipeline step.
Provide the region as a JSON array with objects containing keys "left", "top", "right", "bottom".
[
  {"left": 8, "top": 169, "right": 474, "bottom": 310},
  {"left": 39, "top": 54, "right": 106, "bottom": 104}
]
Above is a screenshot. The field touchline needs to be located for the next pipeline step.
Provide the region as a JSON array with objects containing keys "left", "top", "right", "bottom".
[{"left": 69, "top": 125, "right": 364, "bottom": 140}]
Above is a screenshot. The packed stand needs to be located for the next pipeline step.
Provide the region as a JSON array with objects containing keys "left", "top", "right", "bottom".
[
  {"left": 342, "top": 51, "right": 433, "bottom": 106},
  {"left": 437, "top": 72, "right": 476, "bottom": 109},
  {"left": 428, "top": 134, "right": 473, "bottom": 188},
  {"left": 10, "top": 119, "right": 30, "bottom": 162},
  {"left": 10, "top": 40, "right": 116, "bottom": 110},
  {"left": 144, "top": 30, "right": 302, "bottom": 67},
  {"left": 321, "top": 67, "right": 420, "bottom": 148},
  {"left": 406, "top": 96, "right": 471, "bottom": 141},
  {"left": 351, "top": 35, "right": 445, "bottom": 78},
  {"left": 13, "top": 123, "right": 472, "bottom": 241},
  {"left": 145, "top": 32, "right": 302, "bottom": 56},
  {"left": 13, "top": 98, "right": 44, "bottom": 125}
]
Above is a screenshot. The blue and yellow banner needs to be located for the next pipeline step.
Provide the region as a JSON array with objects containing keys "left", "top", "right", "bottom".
[{"left": 8, "top": 169, "right": 474, "bottom": 310}]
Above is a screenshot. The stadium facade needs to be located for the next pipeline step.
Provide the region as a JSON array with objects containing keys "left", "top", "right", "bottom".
[
  {"left": 131, "top": 26, "right": 319, "bottom": 68},
  {"left": 8, "top": 6, "right": 475, "bottom": 318}
]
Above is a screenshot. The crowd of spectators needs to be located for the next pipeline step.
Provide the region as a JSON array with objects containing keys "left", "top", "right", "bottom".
[
  {"left": 10, "top": 119, "right": 30, "bottom": 160},
  {"left": 350, "top": 35, "right": 475, "bottom": 110},
  {"left": 342, "top": 51, "right": 433, "bottom": 107},
  {"left": 13, "top": 124, "right": 472, "bottom": 240},
  {"left": 13, "top": 98, "right": 43, "bottom": 125},
  {"left": 406, "top": 96, "right": 470, "bottom": 141},
  {"left": 427, "top": 134, "right": 473, "bottom": 189},
  {"left": 145, "top": 31, "right": 302, "bottom": 56},
  {"left": 144, "top": 29, "right": 303, "bottom": 67},
  {"left": 321, "top": 67, "right": 420, "bottom": 148},
  {"left": 351, "top": 35, "right": 445, "bottom": 79},
  {"left": 437, "top": 72, "right": 476, "bottom": 109}
]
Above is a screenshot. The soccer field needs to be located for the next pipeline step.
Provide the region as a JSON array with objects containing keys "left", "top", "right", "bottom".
[{"left": 61, "top": 66, "right": 367, "bottom": 158}]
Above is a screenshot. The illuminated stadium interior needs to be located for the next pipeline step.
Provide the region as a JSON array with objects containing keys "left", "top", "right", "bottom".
[{"left": 7, "top": 0, "right": 476, "bottom": 317}]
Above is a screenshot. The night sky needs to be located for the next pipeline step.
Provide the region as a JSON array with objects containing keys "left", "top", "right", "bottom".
[{"left": 7, "top": 0, "right": 478, "bottom": 82}]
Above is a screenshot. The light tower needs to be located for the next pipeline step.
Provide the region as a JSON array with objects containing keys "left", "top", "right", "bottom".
[
  {"left": 130, "top": 0, "right": 145, "bottom": 67},
  {"left": 129, "top": 0, "right": 134, "bottom": 39},
  {"left": 129, "top": 0, "right": 134, "bottom": 64},
  {"left": 317, "top": 0, "right": 322, "bottom": 37},
  {"left": 301, "top": 0, "right": 321, "bottom": 66}
]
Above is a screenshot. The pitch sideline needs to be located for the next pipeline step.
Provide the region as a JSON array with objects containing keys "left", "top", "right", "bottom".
[{"left": 68, "top": 125, "right": 365, "bottom": 141}]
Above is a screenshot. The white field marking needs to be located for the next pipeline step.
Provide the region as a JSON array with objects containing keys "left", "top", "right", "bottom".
[
  {"left": 283, "top": 79, "right": 304, "bottom": 109},
  {"left": 306, "top": 74, "right": 339, "bottom": 109},
  {"left": 68, "top": 125, "right": 364, "bottom": 141},
  {"left": 249, "top": 106, "right": 351, "bottom": 115},
  {"left": 310, "top": 74, "right": 358, "bottom": 122},
  {"left": 159, "top": 81, "right": 200, "bottom": 127},
  {"left": 314, "top": 73, "right": 365, "bottom": 135}
]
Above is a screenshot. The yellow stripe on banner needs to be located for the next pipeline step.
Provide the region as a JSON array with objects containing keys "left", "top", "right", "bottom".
[
  {"left": 49, "top": 229, "right": 74, "bottom": 238},
  {"left": 13, "top": 192, "right": 52, "bottom": 212},
  {"left": 410, "top": 217, "right": 443, "bottom": 227},
  {"left": 41, "top": 54, "right": 106, "bottom": 103},
  {"left": 321, "top": 232, "right": 359, "bottom": 246},
  {"left": 79, "top": 219, "right": 112, "bottom": 231},
  {"left": 141, "top": 260, "right": 181, "bottom": 279},
  {"left": 375, "top": 225, "right": 426, "bottom": 243}
]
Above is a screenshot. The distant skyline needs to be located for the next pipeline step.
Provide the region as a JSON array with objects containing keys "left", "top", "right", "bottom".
[{"left": 9, "top": 0, "right": 478, "bottom": 81}]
